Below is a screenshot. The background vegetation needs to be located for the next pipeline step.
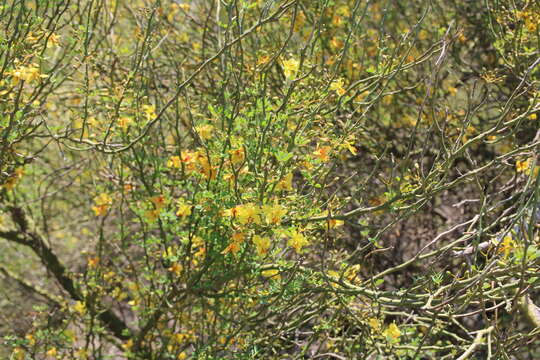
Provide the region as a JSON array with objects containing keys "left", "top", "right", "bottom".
[{"left": 1, "top": 0, "right": 539, "bottom": 358}]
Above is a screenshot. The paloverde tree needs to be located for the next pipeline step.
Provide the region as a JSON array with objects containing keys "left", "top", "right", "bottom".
[{"left": 1, "top": 0, "right": 540, "bottom": 359}]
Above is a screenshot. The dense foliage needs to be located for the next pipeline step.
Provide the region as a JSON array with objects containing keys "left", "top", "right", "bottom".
[{"left": 1, "top": 0, "right": 540, "bottom": 358}]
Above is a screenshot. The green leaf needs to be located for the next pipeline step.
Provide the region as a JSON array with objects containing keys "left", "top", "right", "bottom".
[{"left": 275, "top": 150, "right": 293, "bottom": 163}]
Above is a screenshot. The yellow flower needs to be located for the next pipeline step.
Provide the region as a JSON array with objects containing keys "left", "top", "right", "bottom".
[
  {"left": 287, "top": 230, "right": 309, "bottom": 253},
  {"left": 282, "top": 58, "right": 299, "bottom": 79},
  {"left": 194, "top": 241, "right": 206, "bottom": 259},
  {"left": 122, "top": 339, "right": 134, "bottom": 351},
  {"left": 320, "top": 210, "right": 344, "bottom": 228},
  {"left": 92, "top": 193, "right": 112, "bottom": 216},
  {"left": 163, "top": 246, "right": 175, "bottom": 259},
  {"left": 383, "top": 323, "right": 401, "bottom": 340},
  {"left": 500, "top": 235, "right": 515, "bottom": 259},
  {"left": 104, "top": 271, "right": 116, "bottom": 282},
  {"left": 257, "top": 55, "right": 271, "bottom": 66},
  {"left": 176, "top": 201, "right": 192, "bottom": 217},
  {"left": 232, "top": 232, "right": 245, "bottom": 242},
  {"left": 368, "top": 317, "right": 381, "bottom": 331},
  {"left": 327, "top": 270, "right": 339, "bottom": 278},
  {"left": 168, "top": 155, "right": 182, "bottom": 168},
  {"left": 171, "top": 332, "right": 187, "bottom": 344},
  {"left": 10, "top": 64, "right": 42, "bottom": 84},
  {"left": 529, "top": 113, "right": 537, "bottom": 120},
  {"left": 183, "top": 150, "right": 197, "bottom": 164},
  {"left": 516, "top": 158, "right": 532, "bottom": 173},
  {"left": 341, "top": 137, "right": 357, "bottom": 155},
  {"left": 276, "top": 172, "right": 293, "bottom": 191},
  {"left": 332, "top": 15, "right": 343, "bottom": 27},
  {"left": 195, "top": 124, "right": 214, "bottom": 140},
  {"left": 222, "top": 241, "right": 241, "bottom": 255},
  {"left": 252, "top": 235, "right": 271, "bottom": 256},
  {"left": 328, "top": 218, "right": 344, "bottom": 228},
  {"left": 329, "top": 78, "right": 346, "bottom": 96},
  {"left": 46, "top": 347, "right": 58, "bottom": 357},
  {"left": 261, "top": 269, "right": 281, "bottom": 280},
  {"left": 222, "top": 232, "right": 245, "bottom": 255},
  {"left": 118, "top": 116, "right": 133, "bottom": 130},
  {"left": 196, "top": 153, "right": 216, "bottom": 180},
  {"left": 168, "top": 262, "right": 183, "bottom": 276},
  {"left": 25, "top": 31, "right": 39, "bottom": 43},
  {"left": 25, "top": 333, "right": 36, "bottom": 346},
  {"left": 151, "top": 195, "right": 166, "bottom": 209},
  {"left": 87, "top": 257, "right": 100, "bottom": 268},
  {"left": 222, "top": 207, "right": 236, "bottom": 218},
  {"left": 229, "top": 147, "right": 245, "bottom": 165},
  {"left": 168, "top": 151, "right": 197, "bottom": 170},
  {"left": 525, "top": 17, "right": 537, "bottom": 32},
  {"left": 345, "top": 264, "right": 361, "bottom": 282},
  {"left": 47, "top": 33, "right": 61, "bottom": 47},
  {"left": 13, "top": 347, "right": 26, "bottom": 360},
  {"left": 141, "top": 104, "right": 156, "bottom": 121},
  {"left": 235, "top": 203, "right": 261, "bottom": 225},
  {"left": 261, "top": 203, "right": 287, "bottom": 225},
  {"left": 73, "top": 301, "right": 86, "bottom": 315},
  {"left": 313, "top": 145, "right": 331, "bottom": 162},
  {"left": 93, "top": 193, "right": 111, "bottom": 208}
]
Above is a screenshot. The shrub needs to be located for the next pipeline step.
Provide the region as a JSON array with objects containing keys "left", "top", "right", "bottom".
[{"left": 1, "top": 0, "right": 539, "bottom": 359}]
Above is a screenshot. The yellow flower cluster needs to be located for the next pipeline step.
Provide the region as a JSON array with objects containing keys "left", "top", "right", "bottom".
[
  {"left": 167, "top": 150, "right": 217, "bottom": 180},
  {"left": 9, "top": 63, "right": 44, "bottom": 84},
  {"left": 516, "top": 10, "right": 539, "bottom": 32},
  {"left": 219, "top": 202, "right": 292, "bottom": 256},
  {"left": 224, "top": 202, "right": 287, "bottom": 226},
  {"left": 287, "top": 230, "right": 309, "bottom": 253},
  {"left": 92, "top": 193, "right": 112, "bottom": 216},
  {"left": 368, "top": 318, "right": 401, "bottom": 341},
  {"left": 282, "top": 58, "right": 300, "bottom": 79}
]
